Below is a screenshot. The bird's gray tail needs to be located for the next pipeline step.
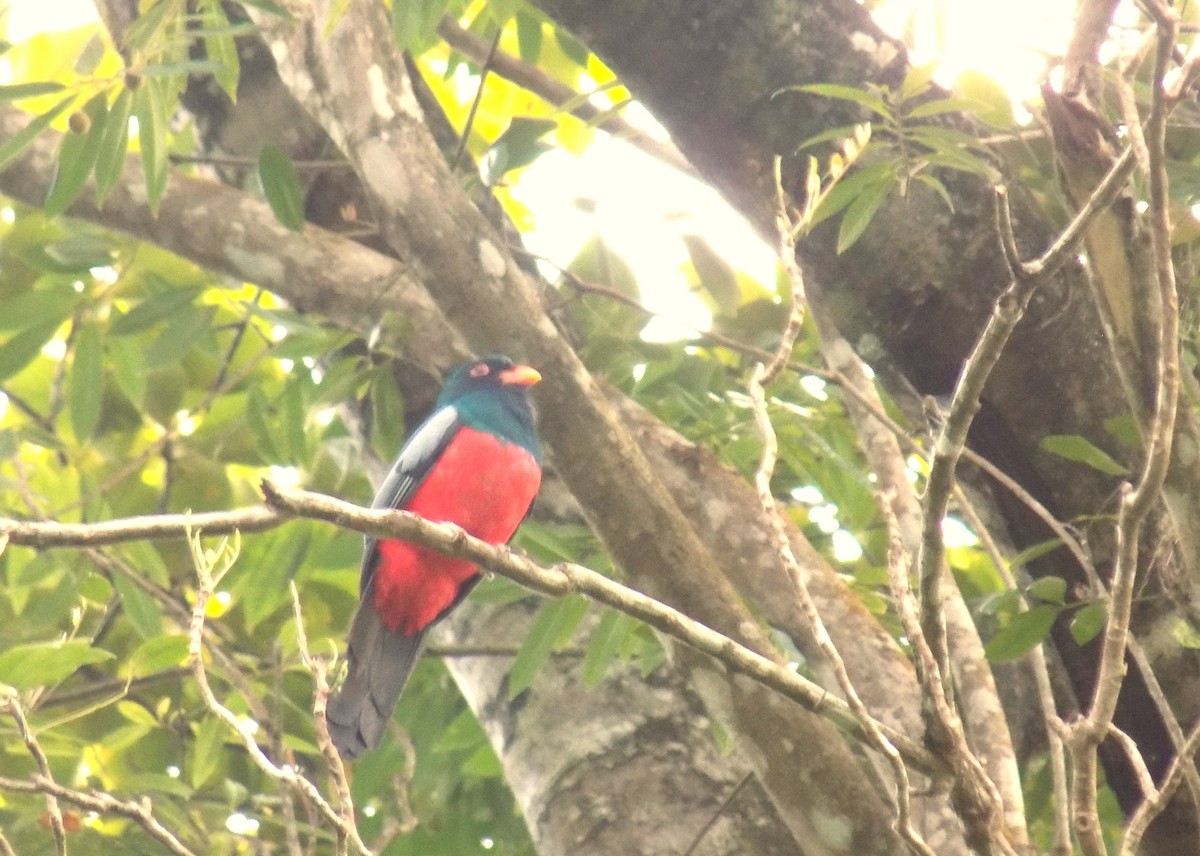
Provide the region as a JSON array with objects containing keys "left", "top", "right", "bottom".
[{"left": 327, "top": 602, "right": 424, "bottom": 760}]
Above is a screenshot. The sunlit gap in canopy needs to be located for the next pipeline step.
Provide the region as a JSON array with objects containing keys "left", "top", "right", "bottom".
[
  {"left": 507, "top": 133, "right": 777, "bottom": 344},
  {"left": 871, "top": 0, "right": 1076, "bottom": 110}
]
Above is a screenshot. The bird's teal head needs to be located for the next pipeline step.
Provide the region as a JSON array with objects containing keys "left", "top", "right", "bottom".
[{"left": 439, "top": 355, "right": 542, "bottom": 459}]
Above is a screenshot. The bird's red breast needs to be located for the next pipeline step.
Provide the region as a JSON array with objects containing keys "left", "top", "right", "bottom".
[{"left": 371, "top": 425, "right": 541, "bottom": 635}]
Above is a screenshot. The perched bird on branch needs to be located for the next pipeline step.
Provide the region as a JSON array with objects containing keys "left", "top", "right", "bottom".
[{"left": 329, "top": 355, "right": 542, "bottom": 759}]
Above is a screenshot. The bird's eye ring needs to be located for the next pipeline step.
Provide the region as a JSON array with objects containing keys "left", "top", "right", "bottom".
[{"left": 468, "top": 363, "right": 490, "bottom": 378}]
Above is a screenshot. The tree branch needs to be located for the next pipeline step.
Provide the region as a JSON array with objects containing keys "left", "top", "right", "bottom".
[
  {"left": 1, "top": 485, "right": 943, "bottom": 778},
  {"left": 0, "top": 774, "right": 196, "bottom": 856}
]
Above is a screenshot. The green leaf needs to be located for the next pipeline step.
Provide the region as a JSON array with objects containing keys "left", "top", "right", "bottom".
[
  {"left": 0, "top": 81, "right": 66, "bottom": 101},
  {"left": 0, "top": 639, "right": 114, "bottom": 690},
  {"left": 954, "top": 68, "right": 1015, "bottom": 128},
  {"left": 837, "top": 171, "right": 894, "bottom": 253},
  {"left": 134, "top": 80, "right": 169, "bottom": 214},
  {"left": 481, "top": 117, "right": 556, "bottom": 185},
  {"left": 553, "top": 28, "right": 589, "bottom": 65},
  {"left": 515, "top": 11, "right": 543, "bottom": 62},
  {"left": 508, "top": 596, "right": 589, "bottom": 698},
  {"left": 0, "top": 319, "right": 60, "bottom": 383},
  {"left": 126, "top": 634, "right": 189, "bottom": 677},
  {"left": 793, "top": 83, "right": 892, "bottom": 120},
  {"left": 985, "top": 603, "right": 1060, "bottom": 661},
  {"left": 1068, "top": 602, "right": 1107, "bottom": 645},
  {"left": 69, "top": 322, "right": 104, "bottom": 441},
  {"left": 1025, "top": 575, "right": 1066, "bottom": 605},
  {"left": 94, "top": 88, "right": 133, "bottom": 205},
  {"left": 238, "top": 0, "right": 294, "bottom": 18},
  {"left": 189, "top": 716, "right": 225, "bottom": 789},
  {"left": 1040, "top": 434, "right": 1129, "bottom": 476},
  {"left": 392, "top": 0, "right": 425, "bottom": 51},
  {"left": 144, "top": 304, "right": 215, "bottom": 365},
  {"left": 906, "top": 97, "right": 984, "bottom": 120},
  {"left": 682, "top": 233, "right": 740, "bottom": 316},
  {"left": 257, "top": 143, "right": 305, "bottom": 231},
  {"left": 582, "top": 608, "right": 635, "bottom": 689},
  {"left": 110, "top": 286, "right": 201, "bottom": 336},
  {"left": 1103, "top": 414, "right": 1142, "bottom": 449},
  {"left": 914, "top": 172, "right": 954, "bottom": 212},
  {"left": 1173, "top": 618, "right": 1200, "bottom": 649},
  {"left": 112, "top": 573, "right": 164, "bottom": 640},
  {"left": 0, "top": 95, "right": 75, "bottom": 173},
  {"left": 108, "top": 335, "right": 146, "bottom": 407},
  {"left": 369, "top": 367, "right": 406, "bottom": 462},
  {"left": 201, "top": 1, "right": 240, "bottom": 102},
  {"left": 246, "top": 384, "right": 281, "bottom": 462},
  {"left": 44, "top": 92, "right": 108, "bottom": 217},
  {"left": 230, "top": 524, "right": 312, "bottom": 629},
  {"left": 0, "top": 282, "right": 79, "bottom": 331},
  {"left": 1009, "top": 538, "right": 1064, "bottom": 570},
  {"left": 808, "top": 161, "right": 893, "bottom": 229}
]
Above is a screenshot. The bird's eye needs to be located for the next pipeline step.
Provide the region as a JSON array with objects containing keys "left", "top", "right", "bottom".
[{"left": 468, "top": 363, "right": 490, "bottom": 378}]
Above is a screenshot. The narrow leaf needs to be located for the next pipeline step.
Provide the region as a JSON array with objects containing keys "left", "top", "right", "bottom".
[
  {"left": 112, "top": 573, "right": 164, "bottom": 640},
  {"left": 391, "top": 0, "right": 425, "bottom": 51},
  {"left": 108, "top": 335, "right": 146, "bottom": 406},
  {"left": 0, "top": 319, "right": 60, "bottom": 383},
  {"left": 906, "top": 97, "right": 984, "bottom": 119},
  {"left": 837, "top": 172, "right": 894, "bottom": 253},
  {"left": 69, "top": 322, "right": 105, "bottom": 441},
  {"left": 793, "top": 83, "right": 892, "bottom": 119},
  {"left": 238, "top": 0, "right": 295, "bottom": 18},
  {"left": 134, "top": 81, "right": 169, "bottom": 214},
  {"left": 201, "top": 1, "right": 241, "bottom": 101},
  {"left": 144, "top": 305, "right": 214, "bottom": 365},
  {"left": 1040, "top": 434, "right": 1129, "bottom": 476},
  {"left": 94, "top": 88, "right": 133, "bottom": 205},
  {"left": 508, "top": 596, "right": 588, "bottom": 698},
  {"left": 1009, "top": 537, "right": 1064, "bottom": 570},
  {"left": 0, "top": 81, "right": 66, "bottom": 101},
  {"left": 110, "top": 286, "right": 200, "bottom": 335},
  {"left": 0, "top": 95, "right": 75, "bottom": 172},
  {"left": 257, "top": 143, "right": 305, "bottom": 231},
  {"left": 516, "top": 11, "right": 543, "bottom": 62},
  {"left": 189, "top": 716, "right": 225, "bottom": 788},
  {"left": 682, "top": 233, "right": 740, "bottom": 315},
  {"left": 583, "top": 608, "right": 634, "bottom": 688},
  {"left": 44, "top": 92, "right": 108, "bottom": 216}
]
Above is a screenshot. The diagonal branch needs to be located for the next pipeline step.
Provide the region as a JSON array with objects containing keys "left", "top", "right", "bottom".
[{"left": 1, "top": 485, "right": 943, "bottom": 777}]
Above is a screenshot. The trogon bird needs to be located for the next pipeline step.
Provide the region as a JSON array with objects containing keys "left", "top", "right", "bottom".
[{"left": 328, "top": 355, "right": 542, "bottom": 759}]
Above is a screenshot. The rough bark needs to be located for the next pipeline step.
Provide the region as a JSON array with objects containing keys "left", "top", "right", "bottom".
[{"left": 439, "top": 603, "right": 799, "bottom": 855}]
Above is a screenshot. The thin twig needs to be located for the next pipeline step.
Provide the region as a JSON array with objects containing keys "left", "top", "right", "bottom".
[
  {"left": 763, "top": 157, "right": 933, "bottom": 855},
  {"left": 290, "top": 582, "right": 360, "bottom": 855},
  {"left": 449, "top": 29, "right": 501, "bottom": 171},
  {"left": 187, "top": 531, "right": 371, "bottom": 855},
  {"left": 682, "top": 773, "right": 753, "bottom": 856},
  {"left": 435, "top": 17, "right": 692, "bottom": 175},
  {"left": 953, "top": 495, "right": 1070, "bottom": 856},
  {"left": 0, "top": 693, "right": 66, "bottom": 855},
  {"left": 0, "top": 775, "right": 196, "bottom": 856},
  {"left": 1064, "top": 6, "right": 1183, "bottom": 855}
]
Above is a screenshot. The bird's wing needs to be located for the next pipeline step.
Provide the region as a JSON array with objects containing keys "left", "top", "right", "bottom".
[{"left": 360, "top": 404, "right": 462, "bottom": 595}]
